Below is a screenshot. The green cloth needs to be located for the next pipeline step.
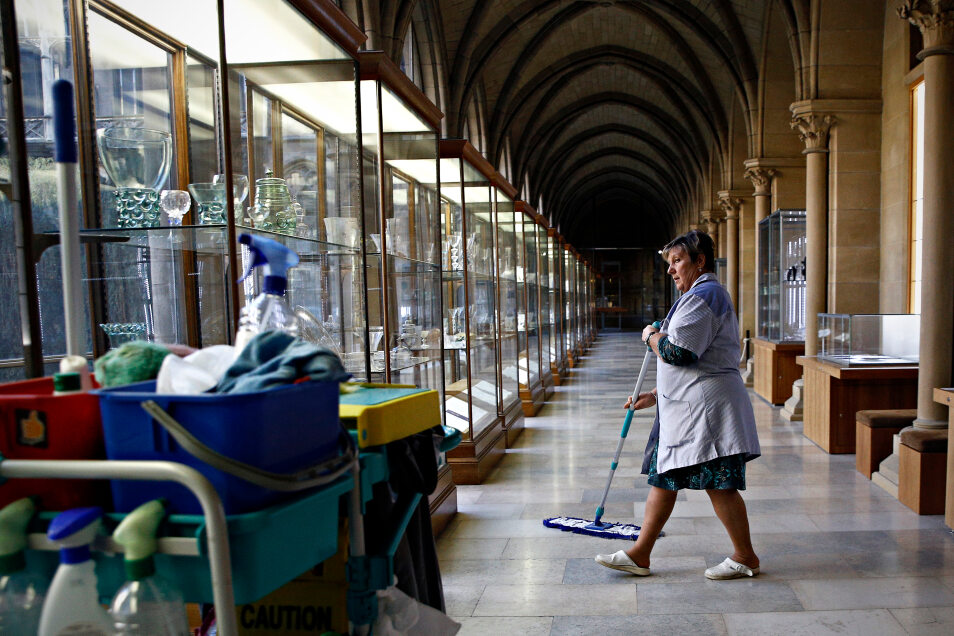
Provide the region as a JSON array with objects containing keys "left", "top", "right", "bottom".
[
  {"left": 93, "top": 341, "right": 171, "bottom": 388},
  {"left": 215, "top": 331, "right": 350, "bottom": 394}
]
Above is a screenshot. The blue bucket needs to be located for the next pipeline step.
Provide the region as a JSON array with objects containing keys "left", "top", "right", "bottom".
[{"left": 97, "top": 380, "right": 341, "bottom": 514}]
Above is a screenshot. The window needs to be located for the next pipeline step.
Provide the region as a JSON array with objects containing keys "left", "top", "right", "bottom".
[
  {"left": 909, "top": 79, "right": 924, "bottom": 313},
  {"left": 399, "top": 25, "right": 425, "bottom": 93}
]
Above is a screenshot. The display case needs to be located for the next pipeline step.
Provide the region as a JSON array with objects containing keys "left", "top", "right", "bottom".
[
  {"left": 493, "top": 177, "right": 525, "bottom": 433},
  {"left": 358, "top": 52, "right": 444, "bottom": 391},
  {"left": 580, "top": 258, "right": 589, "bottom": 348},
  {"left": 533, "top": 213, "right": 555, "bottom": 398},
  {"left": 817, "top": 313, "right": 920, "bottom": 367},
  {"left": 548, "top": 230, "right": 567, "bottom": 381},
  {"left": 515, "top": 201, "right": 545, "bottom": 419},
  {"left": 757, "top": 209, "right": 806, "bottom": 343},
  {"left": 437, "top": 140, "right": 505, "bottom": 484},
  {"left": 563, "top": 243, "right": 579, "bottom": 366},
  {"left": 0, "top": 0, "right": 370, "bottom": 379}
]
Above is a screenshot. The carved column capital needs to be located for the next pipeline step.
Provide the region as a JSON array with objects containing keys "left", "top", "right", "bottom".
[
  {"left": 701, "top": 208, "right": 726, "bottom": 224},
  {"left": 790, "top": 113, "right": 835, "bottom": 154},
  {"left": 717, "top": 192, "right": 743, "bottom": 219},
  {"left": 744, "top": 167, "right": 776, "bottom": 196},
  {"left": 899, "top": 0, "right": 954, "bottom": 55}
]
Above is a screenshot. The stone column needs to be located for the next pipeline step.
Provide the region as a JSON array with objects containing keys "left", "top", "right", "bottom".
[
  {"left": 740, "top": 168, "right": 775, "bottom": 385},
  {"left": 718, "top": 193, "right": 742, "bottom": 314},
  {"left": 900, "top": 0, "right": 954, "bottom": 430},
  {"left": 790, "top": 111, "right": 835, "bottom": 357},
  {"left": 702, "top": 208, "right": 724, "bottom": 258}
]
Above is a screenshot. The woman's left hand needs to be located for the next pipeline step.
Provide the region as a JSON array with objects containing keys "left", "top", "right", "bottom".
[{"left": 642, "top": 323, "right": 659, "bottom": 343}]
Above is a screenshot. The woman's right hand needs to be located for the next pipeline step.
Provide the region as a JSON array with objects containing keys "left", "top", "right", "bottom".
[{"left": 623, "top": 392, "right": 656, "bottom": 410}]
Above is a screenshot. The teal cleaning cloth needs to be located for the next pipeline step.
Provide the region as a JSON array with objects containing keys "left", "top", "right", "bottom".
[{"left": 216, "top": 331, "right": 351, "bottom": 394}]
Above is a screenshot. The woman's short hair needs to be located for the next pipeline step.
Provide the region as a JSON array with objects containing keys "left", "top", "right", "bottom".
[{"left": 661, "top": 230, "right": 715, "bottom": 272}]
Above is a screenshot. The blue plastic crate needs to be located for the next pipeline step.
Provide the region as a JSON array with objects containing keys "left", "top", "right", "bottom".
[{"left": 97, "top": 380, "right": 342, "bottom": 514}]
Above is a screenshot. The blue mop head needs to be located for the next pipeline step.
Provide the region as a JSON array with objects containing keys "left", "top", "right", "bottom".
[{"left": 543, "top": 516, "right": 642, "bottom": 540}]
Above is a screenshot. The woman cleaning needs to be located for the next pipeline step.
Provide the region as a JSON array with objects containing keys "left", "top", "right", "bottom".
[{"left": 595, "top": 229, "right": 761, "bottom": 580}]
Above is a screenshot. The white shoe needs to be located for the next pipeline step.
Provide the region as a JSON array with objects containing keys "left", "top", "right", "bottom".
[
  {"left": 704, "top": 557, "right": 759, "bottom": 580},
  {"left": 594, "top": 550, "right": 651, "bottom": 576}
]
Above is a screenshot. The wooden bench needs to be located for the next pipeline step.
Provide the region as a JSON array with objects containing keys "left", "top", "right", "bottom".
[
  {"left": 855, "top": 410, "right": 917, "bottom": 478},
  {"left": 898, "top": 428, "right": 948, "bottom": 515}
]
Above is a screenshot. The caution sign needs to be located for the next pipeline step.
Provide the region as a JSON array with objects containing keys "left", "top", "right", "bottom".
[{"left": 237, "top": 579, "right": 347, "bottom": 634}]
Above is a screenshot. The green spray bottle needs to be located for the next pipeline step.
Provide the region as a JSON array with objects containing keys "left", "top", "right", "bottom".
[
  {"left": 0, "top": 498, "right": 46, "bottom": 633},
  {"left": 109, "top": 500, "right": 189, "bottom": 635}
]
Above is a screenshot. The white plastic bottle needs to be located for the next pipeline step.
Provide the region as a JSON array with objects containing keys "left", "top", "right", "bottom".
[
  {"left": 38, "top": 507, "right": 112, "bottom": 636},
  {"left": 109, "top": 500, "right": 189, "bottom": 635},
  {"left": 0, "top": 498, "right": 47, "bottom": 633}
]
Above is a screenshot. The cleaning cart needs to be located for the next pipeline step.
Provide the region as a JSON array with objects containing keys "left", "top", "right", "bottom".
[{"left": 0, "top": 382, "right": 458, "bottom": 635}]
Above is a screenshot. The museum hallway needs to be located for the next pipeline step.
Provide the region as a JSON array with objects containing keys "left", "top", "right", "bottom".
[{"left": 436, "top": 332, "right": 954, "bottom": 636}]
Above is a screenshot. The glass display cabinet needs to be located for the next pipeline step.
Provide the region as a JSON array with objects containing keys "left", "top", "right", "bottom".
[
  {"left": 753, "top": 210, "right": 806, "bottom": 404},
  {"left": 0, "top": 0, "right": 369, "bottom": 378},
  {"left": 226, "top": 1, "right": 368, "bottom": 377},
  {"left": 515, "top": 201, "right": 544, "bottom": 418},
  {"left": 563, "top": 243, "right": 579, "bottom": 366},
  {"left": 817, "top": 314, "right": 920, "bottom": 367},
  {"left": 580, "top": 258, "right": 592, "bottom": 348},
  {"left": 358, "top": 51, "right": 444, "bottom": 391},
  {"left": 585, "top": 261, "right": 595, "bottom": 344},
  {"left": 533, "top": 212, "right": 555, "bottom": 398},
  {"left": 758, "top": 209, "right": 807, "bottom": 343},
  {"left": 493, "top": 177, "right": 525, "bottom": 438},
  {"left": 437, "top": 139, "right": 505, "bottom": 483},
  {"left": 548, "top": 229, "right": 567, "bottom": 382}
]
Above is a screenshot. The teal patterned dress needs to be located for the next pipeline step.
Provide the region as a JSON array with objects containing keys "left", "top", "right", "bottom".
[
  {"left": 647, "top": 441, "right": 746, "bottom": 491},
  {"left": 643, "top": 333, "right": 748, "bottom": 491}
]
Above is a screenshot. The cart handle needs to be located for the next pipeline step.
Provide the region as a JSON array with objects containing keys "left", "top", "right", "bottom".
[{"left": 141, "top": 400, "right": 357, "bottom": 493}]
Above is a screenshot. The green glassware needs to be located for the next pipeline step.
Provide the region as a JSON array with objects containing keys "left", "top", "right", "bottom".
[{"left": 248, "top": 170, "right": 300, "bottom": 235}]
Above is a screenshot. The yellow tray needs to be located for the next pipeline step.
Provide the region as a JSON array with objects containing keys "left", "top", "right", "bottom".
[{"left": 339, "top": 383, "right": 441, "bottom": 448}]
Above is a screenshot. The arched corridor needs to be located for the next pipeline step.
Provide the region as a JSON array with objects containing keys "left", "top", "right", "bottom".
[{"left": 438, "top": 333, "right": 954, "bottom": 634}]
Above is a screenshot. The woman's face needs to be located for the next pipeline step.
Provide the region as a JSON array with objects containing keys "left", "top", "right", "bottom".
[{"left": 667, "top": 246, "right": 703, "bottom": 293}]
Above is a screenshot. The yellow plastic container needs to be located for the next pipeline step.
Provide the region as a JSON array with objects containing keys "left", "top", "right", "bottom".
[{"left": 339, "top": 384, "right": 441, "bottom": 448}]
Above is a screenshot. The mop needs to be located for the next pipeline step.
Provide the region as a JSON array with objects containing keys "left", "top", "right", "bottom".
[{"left": 544, "top": 325, "right": 658, "bottom": 540}]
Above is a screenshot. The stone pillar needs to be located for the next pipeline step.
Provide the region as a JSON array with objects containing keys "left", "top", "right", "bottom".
[
  {"left": 790, "top": 111, "right": 835, "bottom": 357},
  {"left": 717, "top": 217, "right": 727, "bottom": 260},
  {"left": 718, "top": 193, "right": 742, "bottom": 314},
  {"left": 901, "top": 0, "right": 954, "bottom": 430},
  {"left": 702, "top": 209, "right": 724, "bottom": 258}
]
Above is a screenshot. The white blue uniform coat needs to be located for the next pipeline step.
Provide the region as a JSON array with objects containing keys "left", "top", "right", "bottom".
[{"left": 641, "top": 273, "right": 760, "bottom": 475}]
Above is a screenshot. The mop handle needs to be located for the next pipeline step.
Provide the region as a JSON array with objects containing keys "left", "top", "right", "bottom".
[
  {"left": 593, "top": 323, "right": 659, "bottom": 524},
  {"left": 53, "top": 80, "right": 84, "bottom": 357}
]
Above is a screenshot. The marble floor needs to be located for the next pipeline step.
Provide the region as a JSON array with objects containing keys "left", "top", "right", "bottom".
[{"left": 436, "top": 332, "right": 954, "bottom": 635}]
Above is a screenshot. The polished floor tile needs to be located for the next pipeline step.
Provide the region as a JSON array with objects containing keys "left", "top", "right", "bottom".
[
  {"left": 455, "top": 616, "right": 553, "bottom": 636},
  {"left": 435, "top": 333, "right": 954, "bottom": 632},
  {"left": 550, "top": 614, "right": 727, "bottom": 635},
  {"left": 790, "top": 577, "right": 954, "bottom": 610},
  {"left": 473, "top": 583, "right": 637, "bottom": 616},
  {"left": 722, "top": 609, "right": 906, "bottom": 635},
  {"left": 889, "top": 606, "right": 954, "bottom": 635},
  {"left": 636, "top": 580, "right": 805, "bottom": 614}
]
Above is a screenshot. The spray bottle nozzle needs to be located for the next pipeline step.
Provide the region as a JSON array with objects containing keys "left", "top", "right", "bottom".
[{"left": 238, "top": 233, "right": 300, "bottom": 296}]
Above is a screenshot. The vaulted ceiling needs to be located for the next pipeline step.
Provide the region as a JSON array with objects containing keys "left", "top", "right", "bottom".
[{"left": 357, "top": 0, "right": 812, "bottom": 248}]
